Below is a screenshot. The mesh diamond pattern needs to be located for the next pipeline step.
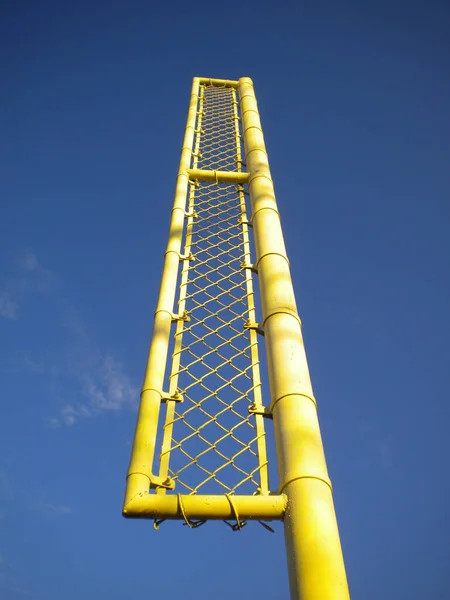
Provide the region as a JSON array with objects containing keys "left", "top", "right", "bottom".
[
  {"left": 157, "top": 83, "right": 268, "bottom": 498},
  {"left": 197, "top": 86, "right": 237, "bottom": 171}
]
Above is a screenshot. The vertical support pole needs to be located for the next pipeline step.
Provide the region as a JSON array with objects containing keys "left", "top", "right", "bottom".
[
  {"left": 124, "top": 78, "right": 200, "bottom": 506},
  {"left": 238, "top": 77, "right": 350, "bottom": 599},
  {"left": 157, "top": 84, "right": 205, "bottom": 491}
]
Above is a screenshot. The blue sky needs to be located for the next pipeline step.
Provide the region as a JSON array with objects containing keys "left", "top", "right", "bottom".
[{"left": 1, "top": 1, "right": 450, "bottom": 598}]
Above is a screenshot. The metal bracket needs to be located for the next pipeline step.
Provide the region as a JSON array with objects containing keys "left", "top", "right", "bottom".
[
  {"left": 185, "top": 210, "right": 198, "bottom": 219},
  {"left": 238, "top": 217, "right": 253, "bottom": 228},
  {"left": 248, "top": 403, "right": 273, "bottom": 419},
  {"left": 171, "top": 311, "right": 190, "bottom": 323},
  {"left": 149, "top": 475, "right": 175, "bottom": 490},
  {"left": 244, "top": 320, "right": 264, "bottom": 336},
  {"left": 241, "top": 261, "right": 258, "bottom": 274},
  {"left": 179, "top": 252, "right": 194, "bottom": 262},
  {"left": 161, "top": 390, "right": 184, "bottom": 403},
  {"left": 237, "top": 184, "right": 249, "bottom": 195}
]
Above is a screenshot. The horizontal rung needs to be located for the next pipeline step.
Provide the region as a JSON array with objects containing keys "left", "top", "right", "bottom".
[
  {"left": 123, "top": 493, "right": 286, "bottom": 521},
  {"left": 198, "top": 77, "right": 239, "bottom": 88},
  {"left": 187, "top": 169, "right": 249, "bottom": 184}
]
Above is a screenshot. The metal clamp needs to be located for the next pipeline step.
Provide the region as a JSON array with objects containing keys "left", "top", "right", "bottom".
[
  {"left": 171, "top": 311, "right": 190, "bottom": 323},
  {"left": 248, "top": 403, "right": 273, "bottom": 419},
  {"left": 161, "top": 390, "right": 184, "bottom": 403},
  {"left": 149, "top": 475, "right": 175, "bottom": 490},
  {"left": 244, "top": 320, "right": 264, "bottom": 336},
  {"left": 241, "top": 261, "right": 258, "bottom": 274},
  {"left": 179, "top": 252, "right": 194, "bottom": 262},
  {"left": 238, "top": 217, "right": 253, "bottom": 227}
]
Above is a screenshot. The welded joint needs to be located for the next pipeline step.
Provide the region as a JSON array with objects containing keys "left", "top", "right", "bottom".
[
  {"left": 251, "top": 206, "right": 281, "bottom": 222},
  {"left": 248, "top": 403, "right": 273, "bottom": 419},
  {"left": 244, "top": 146, "right": 269, "bottom": 160},
  {"left": 262, "top": 309, "right": 302, "bottom": 328},
  {"left": 278, "top": 474, "right": 333, "bottom": 496},
  {"left": 241, "top": 261, "right": 258, "bottom": 274},
  {"left": 161, "top": 390, "right": 184, "bottom": 403},
  {"left": 247, "top": 170, "right": 274, "bottom": 187},
  {"left": 244, "top": 320, "right": 264, "bottom": 336},
  {"left": 241, "top": 120, "right": 264, "bottom": 136},
  {"left": 255, "top": 251, "right": 289, "bottom": 268},
  {"left": 270, "top": 391, "right": 317, "bottom": 412}
]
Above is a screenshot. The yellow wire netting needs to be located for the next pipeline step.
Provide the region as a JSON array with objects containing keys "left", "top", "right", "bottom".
[{"left": 156, "top": 83, "right": 269, "bottom": 502}]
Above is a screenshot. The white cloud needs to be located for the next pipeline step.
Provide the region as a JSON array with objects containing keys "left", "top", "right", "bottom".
[
  {"left": 0, "top": 292, "right": 17, "bottom": 320},
  {"left": 19, "top": 251, "right": 39, "bottom": 272},
  {"left": 85, "top": 355, "right": 137, "bottom": 412},
  {"left": 28, "top": 501, "right": 73, "bottom": 516},
  {"left": 0, "top": 250, "right": 56, "bottom": 321},
  {"left": 42, "top": 503, "right": 72, "bottom": 515},
  {"left": 22, "top": 356, "right": 46, "bottom": 374},
  {"left": 49, "top": 356, "right": 137, "bottom": 426},
  {"left": 5, "top": 249, "right": 138, "bottom": 427},
  {"left": 17, "top": 250, "right": 54, "bottom": 293}
]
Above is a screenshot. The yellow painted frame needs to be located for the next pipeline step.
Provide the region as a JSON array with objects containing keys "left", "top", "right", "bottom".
[
  {"left": 123, "top": 76, "right": 350, "bottom": 599},
  {"left": 123, "top": 77, "right": 283, "bottom": 523}
]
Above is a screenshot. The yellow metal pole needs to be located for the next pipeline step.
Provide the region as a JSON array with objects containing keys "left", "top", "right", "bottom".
[
  {"left": 198, "top": 77, "right": 239, "bottom": 87},
  {"left": 123, "top": 493, "right": 286, "bottom": 521},
  {"left": 238, "top": 77, "right": 350, "bottom": 600},
  {"left": 124, "top": 78, "right": 200, "bottom": 507},
  {"left": 187, "top": 168, "right": 249, "bottom": 183}
]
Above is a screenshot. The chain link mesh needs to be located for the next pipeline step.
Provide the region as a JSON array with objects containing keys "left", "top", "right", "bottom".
[
  {"left": 156, "top": 83, "right": 269, "bottom": 500},
  {"left": 197, "top": 85, "right": 237, "bottom": 171}
]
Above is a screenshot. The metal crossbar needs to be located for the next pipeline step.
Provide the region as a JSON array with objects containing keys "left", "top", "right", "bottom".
[{"left": 157, "top": 83, "right": 269, "bottom": 498}]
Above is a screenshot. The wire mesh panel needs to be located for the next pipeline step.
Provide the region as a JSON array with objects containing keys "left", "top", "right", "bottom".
[
  {"left": 156, "top": 83, "right": 269, "bottom": 501},
  {"left": 197, "top": 86, "right": 237, "bottom": 171}
]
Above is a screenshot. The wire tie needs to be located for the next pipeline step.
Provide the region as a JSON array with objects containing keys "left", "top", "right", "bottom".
[
  {"left": 178, "top": 494, "right": 193, "bottom": 529},
  {"left": 224, "top": 493, "right": 245, "bottom": 531}
]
